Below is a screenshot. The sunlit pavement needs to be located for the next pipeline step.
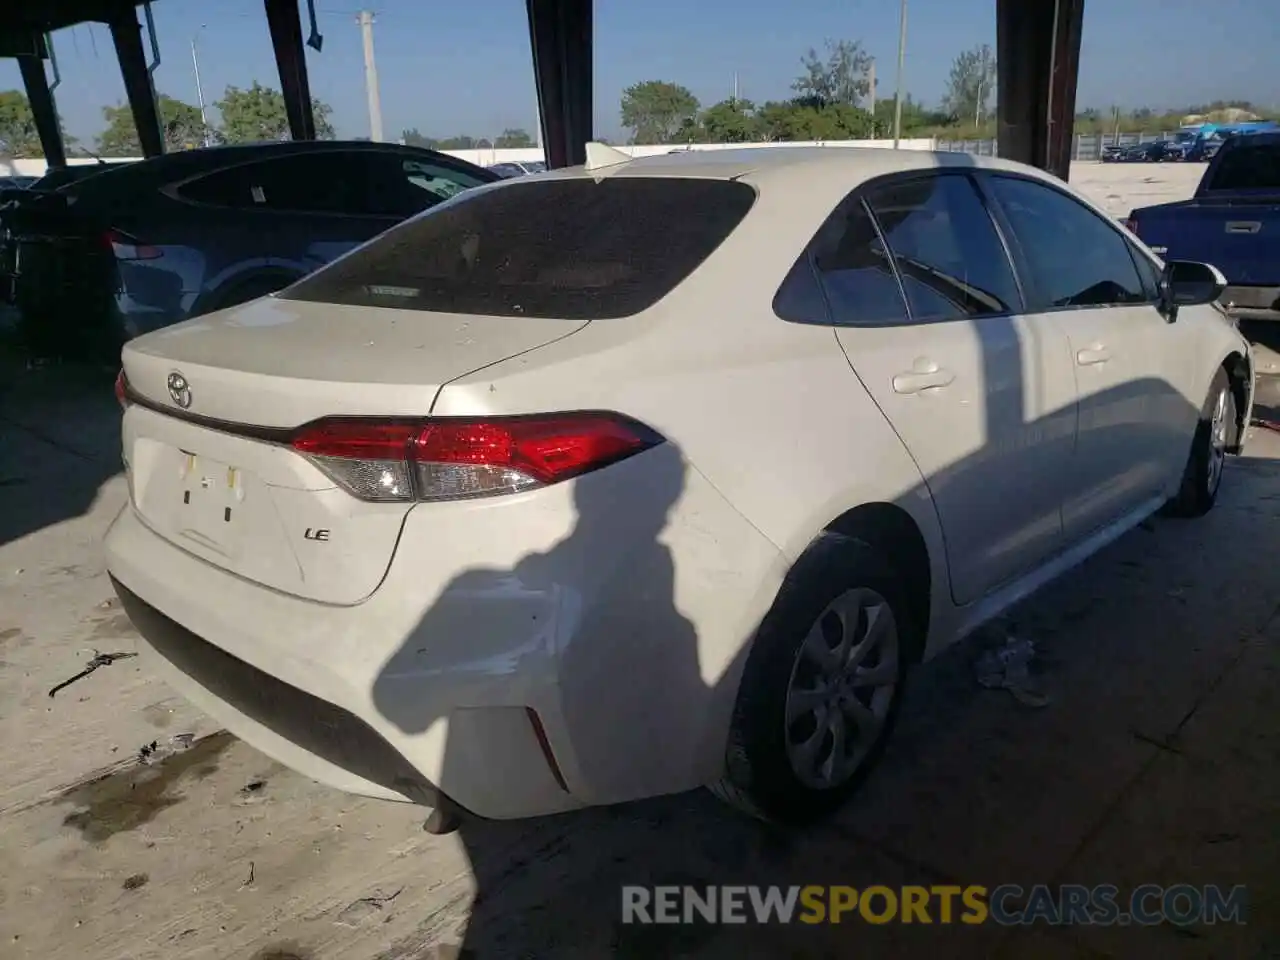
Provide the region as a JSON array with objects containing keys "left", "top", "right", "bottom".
[{"left": 0, "top": 163, "right": 1277, "bottom": 958}]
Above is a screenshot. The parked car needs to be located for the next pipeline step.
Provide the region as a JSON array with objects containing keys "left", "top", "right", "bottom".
[
  {"left": 0, "top": 141, "right": 499, "bottom": 361},
  {"left": 1100, "top": 143, "right": 1127, "bottom": 162},
  {"left": 1121, "top": 141, "right": 1185, "bottom": 163},
  {"left": 1177, "top": 132, "right": 1225, "bottom": 162},
  {"left": 106, "top": 145, "right": 1254, "bottom": 830},
  {"left": 1126, "top": 132, "right": 1280, "bottom": 322},
  {"left": 488, "top": 160, "right": 547, "bottom": 178},
  {"left": 29, "top": 160, "right": 134, "bottom": 190}
]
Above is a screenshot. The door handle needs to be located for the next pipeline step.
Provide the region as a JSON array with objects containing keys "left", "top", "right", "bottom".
[
  {"left": 892, "top": 361, "right": 955, "bottom": 395},
  {"left": 1076, "top": 344, "right": 1111, "bottom": 366}
]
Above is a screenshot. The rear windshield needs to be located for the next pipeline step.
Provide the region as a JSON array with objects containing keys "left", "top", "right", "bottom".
[
  {"left": 282, "top": 177, "right": 757, "bottom": 319},
  {"left": 1210, "top": 142, "right": 1280, "bottom": 191}
]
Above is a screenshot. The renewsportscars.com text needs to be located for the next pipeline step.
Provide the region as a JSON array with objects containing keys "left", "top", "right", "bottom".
[{"left": 621, "top": 884, "right": 1248, "bottom": 926}]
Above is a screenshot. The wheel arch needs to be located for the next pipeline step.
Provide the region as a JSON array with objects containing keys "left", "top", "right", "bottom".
[
  {"left": 1220, "top": 349, "right": 1252, "bottom": 454},
  {"left": 191, "top": 268, "right": 305, "bottom": 318},
  {"left": 822, "top": 502, "right": 933, "bottom": 661}
]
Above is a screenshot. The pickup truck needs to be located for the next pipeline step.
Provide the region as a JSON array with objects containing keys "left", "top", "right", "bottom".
[{"left": 1125, "top": 133, "right": 1280, "bottom": 321}]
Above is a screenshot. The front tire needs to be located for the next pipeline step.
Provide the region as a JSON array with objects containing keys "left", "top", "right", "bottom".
[
  {"left": 1164, "top": 368, "right": 1234, "bottom": 518},
  {"left": 709, "top": 534, "right": 916, "bottom": 825}
]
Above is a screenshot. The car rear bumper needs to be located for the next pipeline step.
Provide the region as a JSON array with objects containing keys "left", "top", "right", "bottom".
[{"left": 105, "top": 444, "right": 790, "bottom": 820}]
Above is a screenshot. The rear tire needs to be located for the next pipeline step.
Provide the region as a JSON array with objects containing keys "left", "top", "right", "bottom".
[
  {"left": 1163, "top": 368, "right": 1234, "bottom": 518},
  {"left": 709, "top": 534, "right": 918, "bottom": 825}
]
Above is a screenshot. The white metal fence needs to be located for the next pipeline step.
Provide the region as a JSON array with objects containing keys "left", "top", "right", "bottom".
[{"left": 936, "top": 131, "right": 1191, "bottom": 161}]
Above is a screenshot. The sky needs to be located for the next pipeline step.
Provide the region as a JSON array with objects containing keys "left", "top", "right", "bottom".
[{"left": 1, "top": 0, "right": 1276, "bottom": 145}]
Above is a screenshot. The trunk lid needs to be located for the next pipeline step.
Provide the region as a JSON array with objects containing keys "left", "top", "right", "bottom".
[{"left": 121, "top": 296, "right": 587, "bottom": 604}]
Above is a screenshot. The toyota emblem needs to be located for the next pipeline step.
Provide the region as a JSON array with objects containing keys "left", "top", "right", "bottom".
[{"left": 167, "top": 372, "right": 192, "bottom": 409}]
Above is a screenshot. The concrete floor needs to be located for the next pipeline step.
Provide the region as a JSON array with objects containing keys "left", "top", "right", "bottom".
[{"left": 1, "top": 163, "right": 1278, "bottom": 959}]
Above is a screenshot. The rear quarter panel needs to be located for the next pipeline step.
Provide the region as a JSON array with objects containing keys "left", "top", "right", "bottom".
[{"left": 429, "top": 179, "right": 952, "bottom": 656}]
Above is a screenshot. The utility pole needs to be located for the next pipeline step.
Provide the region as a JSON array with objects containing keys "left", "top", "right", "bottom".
[
  {"left": 892, "top": 0, "right": 907, "bottom": 148},
  {"left": 733, "top": 72, "right": 739, "bottom": 102},
  {"left": 868, "top": 58, "right": 876, "bottom": 118},
  {"left": 357, "top": 10, "right": 384, "bottom": 142},
  {"left": 190, "top": 25, "right": 209, "bottom": 146},
  {"left": 975, "top": 46, "right": 989, "bottom": 127},
  {"left": 535, "top": 91, "right": 543, "bottom": 154}
]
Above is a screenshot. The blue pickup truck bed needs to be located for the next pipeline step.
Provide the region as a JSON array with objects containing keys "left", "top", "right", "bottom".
[{"left": 1127, "top": 133, "right": 1280, "bottom": 321}]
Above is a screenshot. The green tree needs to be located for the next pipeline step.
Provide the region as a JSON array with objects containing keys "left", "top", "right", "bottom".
[
  {"left": 0, "top": 89, "right": 40, "bottom": 156},
  {"left": 216, "top": 83, "right": 335, "bottom": 143},
  {"left": 401, "top": 128, "right": 438, "bottom": 148},
  {"left": 434, "top": 135, "right": 492, "bottom": 150},
  {"left": 97, "top": 95, "right": 213, "bottom": 156},
  {"left": 0, "top": 89, "right": 77, "bottom": 157},
  {"left": 620, "top": 80, "right": 700, "bottom": 144},
  {"left": 872, "top": 95, "right": 949, "bottom": 136},
  {"left": 494, "top": 127, "right": 535, "bottom": 148},
  {"left": 792, "top": 40, "right": 873, "bottom": 107},
  {"left": 942, "top": 44, "right": 997, "bottom": 125},
  {"left": 758, "top": 99, "right": 875, "bottom": 141},
  {"left": 699, "top": 98, "right": 761, "bottom": 142}
]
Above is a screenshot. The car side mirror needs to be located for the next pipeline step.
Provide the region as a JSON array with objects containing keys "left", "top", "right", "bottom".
[{"left": 1161, "top": 260, "right": 1227, "bottom": 307}]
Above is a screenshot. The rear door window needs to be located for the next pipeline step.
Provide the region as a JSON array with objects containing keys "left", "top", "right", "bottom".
[
  {"left": 179, "top": 152, "right": 371, "bottom": 215},
  {"left": 283, "top": 177, "right": 757, "bottom": 319},
  {"left": 864, "top": 174, "right": 1022, "bottom": 321},
  {"left": 1209, "top": 142, "right": 1280, "bottom": 191},
  {"left": 364, "top": 153, "right": 488, "bottom": 217}
]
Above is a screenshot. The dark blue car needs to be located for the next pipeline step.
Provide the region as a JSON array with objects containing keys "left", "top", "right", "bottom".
[{"left": 1, "top": 141, "right": 499, "bottom": 360}]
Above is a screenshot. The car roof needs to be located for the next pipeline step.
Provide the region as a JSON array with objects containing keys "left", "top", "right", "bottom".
[
  {"left": 64, "top": 139, "right": 498, "bottom": 198},
  {"left": 1222, "top": 131, "right": 1280, "bottom": 147},
  {"left": 538, "top": 145, "right": 1061, "bottom": 190},
  {"left": 127, "top": 139, "right": 480, "bottom": 176}
]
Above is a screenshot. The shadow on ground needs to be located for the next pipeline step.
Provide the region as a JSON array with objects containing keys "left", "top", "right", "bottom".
[
  {"left": 0, "top": 346, "right": 122, "bottom": 547},
  {"left": 362, "top": 366, "right": 1277, "bottom": 959},
  {"left": 375, "top": 446, "right": 1280, "bottom": 959}
]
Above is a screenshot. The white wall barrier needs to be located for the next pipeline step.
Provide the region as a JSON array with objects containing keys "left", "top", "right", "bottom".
[
  {"left": 445, "top": 137, "right": 938, "bottom": 167},
  {"left": 4, "top": 137, "right": 939, "bottom": 179}
]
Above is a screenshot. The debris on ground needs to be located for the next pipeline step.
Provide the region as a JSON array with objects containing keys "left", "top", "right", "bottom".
[
  {"left": 334, "top": 888, "right": 404, "bottom": 927},
  {"left": 137, "top": 734, "right": 196, "bottom": 764},
  {"left": 974, "top": 629, "right": 1052, "bottom": 708},
  {"left": 47, "top": 650, "right": 137, "bottom": 699},
  {"left": 122, "top": 873, "right": 149, "bottom": 891}
]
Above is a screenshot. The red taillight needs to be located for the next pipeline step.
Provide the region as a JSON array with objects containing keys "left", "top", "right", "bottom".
[
  {"left": 289, "top": 413, "right": 663, "bottom": 503},
  {"left": 1121, "top": 215, "right": 1138, "bottom": 236},
  {"left": 114, "top": 369, "right": 131, "bottom": 409},
  {"left": 104, "top": 229, "right": 162, "bottom": 261}
]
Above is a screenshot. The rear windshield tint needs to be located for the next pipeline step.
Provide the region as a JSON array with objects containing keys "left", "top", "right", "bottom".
[
  {"left": 1211, "top": 142, "right": 1280, "bottom": 191},
  {"left": 282, "top": 177, "right": 757, "bottom": 319}
]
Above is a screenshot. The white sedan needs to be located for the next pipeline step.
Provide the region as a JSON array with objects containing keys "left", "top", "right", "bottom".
[{"left": 105, "top": 143, "right": 1254, "bottom": 829}]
